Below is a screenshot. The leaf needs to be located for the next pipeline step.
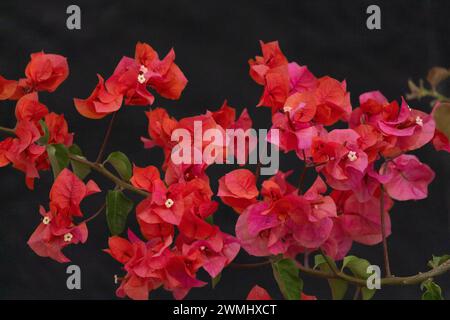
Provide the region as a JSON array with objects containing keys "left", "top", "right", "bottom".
[
  {"left": 37, "top": 120, "right": 49, "bottom": 145},
  {"left": 434, "top": 102, "right": 450, "bottom": 140},
  {"left": 271, "top": 258, "right": 303, "bottom": 300},
  {"left": 46, "top": 144, "right": 69, "bottom": 179},
  {"left": 342, "top": 255, "right": 372, "bottom": 279},
  {"left": 421, "top": 279, "right": 444, "bottom": 300},
  {"left": 105, "top": 151, "right": 132, "bottom": 181},
  {"left": 68, "top": 144, "right": 91, "bottom": 180},
  {"left": 212, "top": 272, "right": 222, "bottom": 289},
  {"left": 205, "top": 215, "right": 214, "bottom": 225},
  {"left": 428, "top": 254, "right": 450, "bottom": 269},
  {"left": 426, "top": 67, "right": 450, "bottom": 90},
  {"left": 361, "top": 287, "right": 376, "bottom": 300},
  {"left": 314, "top": 255, "right": 348, "bottom": 300},
  {"left": 106, "top": 190, "right": 134, "bottom": 235}
]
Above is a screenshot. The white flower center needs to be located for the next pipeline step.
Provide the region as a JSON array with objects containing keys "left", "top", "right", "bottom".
[
  {"left": 283, "top": 106, "right": 292, "bottom": 113},
  {"left": 137, "top": 74, "right": 146, "bottom": 84},
  {"left": 42, "top": 216, "right": 51, "bottom": 225},
  {"left": 200, "top": 246, "right": 206, "bottom": 251},
  {"left": 139, "top": 65, "right": 148, "bottom": 74},
  {"left": 165, "top": 198, "right": 174, "bottom": 208},
  {"left": 415, "top": 116, "right": 423, "bottom": 127},
  {"left": 347, "top": 151, "right": 358, "bottom": 162},
  {"left": 64, "top": 233, "right": 73, "bottom": 242}
]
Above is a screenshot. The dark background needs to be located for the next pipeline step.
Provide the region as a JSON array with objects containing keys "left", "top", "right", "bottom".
[{"left": 0, "top": 0, "right": 449, "bottom": 300}]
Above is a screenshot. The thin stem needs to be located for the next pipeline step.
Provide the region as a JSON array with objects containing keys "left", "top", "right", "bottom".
[
  {"left": 69, "top": 154, "right": 149, "bottom": 198},
  {"left": 320, "top": 249, "right": 340, "bottom": 275},
  {"left": 353, "top": 286, "right": 361, "bottom": 300},
  {"left": 95, "top": 112, "right": 117, "bottom": 163},
  {"left": 236, "top": 258, "right": 450, "bottom": 287},
  {"left": 303, "top": 251, "right": 310, "bottom": 269},
  {"left": 254, "top": 160, "right": 261, "bottom": 182},
  {"left": 0, "top": 124, "right": 149, "bottom": 198},
  {"left": 380, "top": 187, "right": 392, "bottom": 277},
  {"left": 0, "top": 126, "right": 15, "bottom": 135},
  {"left": 229, "top": 261, "right": 272, "bottom": 269},
  {"left": 296, "top": 259, "right": 450, "bottom": 287},
  {"left": 79, "top": 203, "right": 106, "bottom": 224}
]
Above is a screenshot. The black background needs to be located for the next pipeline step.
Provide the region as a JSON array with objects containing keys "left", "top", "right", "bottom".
[{"left": 0, "top": 0, "right": 449, "bottom": 300}]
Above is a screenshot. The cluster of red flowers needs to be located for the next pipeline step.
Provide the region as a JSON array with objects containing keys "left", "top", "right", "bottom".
[
  {"left": 108, "top": 163, "right": 240, "bottom": 300},
  {"left": 73, "top": 42, "right": 187, "bottom": 119},
  {"left": 0, "top": 41, "right": 448, "bottom": 300},
  {"left": 0, "top": 53, "right": 72, "bottom": 188},
  {"left": 27, "top": 169, "right": 100, "bottom": 262}
]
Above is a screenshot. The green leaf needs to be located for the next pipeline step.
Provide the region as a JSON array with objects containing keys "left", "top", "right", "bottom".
[
  {"left": 205, "top": 215, "right": 214, "bottom": 225},
  {"left": 342, "top": 256, "right": 372, "bottom": 279},
  {"left": 46, "top": 144, "right": 69, "bottom": 179},
  {"left": 68, "top": 144, "right": 91, "bottom": 180},
  {"left": 212, "top": 272, "right": 222, "bottom": 289},
  {"left": 434, "top": 102, "right": 450, "bottom": 140},
  {"left": 104, "top": 151, "right": 132, "bottom": 181},
  {"left": 314, "top": 255, "right": 348, "bottom": 300},
  {"left": 37, "top": 120, "right": 49, "bottom": 145},
  {"left": 271, "top": 258, "right": 303, "bottom": 300},
  {"left": 428, "top": 254, "right": 450, "bottom": 269},
  {"left": 421, "top": 279, "right": 444, "bottom": 300},
  {"left": 361, "top": 287, "right": 376, "bottom": 300},
  {"left": 106, "top": 190, "right": 134, "bottom": 235}
]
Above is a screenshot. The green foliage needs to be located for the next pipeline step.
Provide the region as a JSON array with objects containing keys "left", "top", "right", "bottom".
[
  {"left": 37, "top": 120, "right": 49, "bottom": 145},
  {"left": 434, "top": 103, "right": 450, "bottom": 140},
  {"left": 421, "top": 279, "right": 444, "bottom": 300},
  {"left": 341, "top": 255, "right": 376, "bottom": 300},
  {"left": 68, "top": 144, "right": 91, "bottom": 180},
  {"left": 314, "top": 255, "right": 348, "bottom": 300},
  {"left": 212, "top": 273, "right": 222, "bottom": 289},
  {"left": 342, "top": 256, "right": 372, "bottom": 279},
  {"left": 106, "top": 190, "right": 134, "bottom": 235},
  {"left": 46, "top": 144, "right": 69, "bottom": 179},
  {"left": 428, "top": 254, "right": 450, "bottom": 269},
  {"left": 271, "top": 258, "right": 303, "bottom": 300},
  {"left": 104, "top": 151, "right": 132, "bottom": 181}
]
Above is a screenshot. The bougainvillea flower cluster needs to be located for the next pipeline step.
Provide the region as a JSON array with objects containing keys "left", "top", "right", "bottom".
[{"left": 0, "top": 40, "right": 448, "bottom": 300}]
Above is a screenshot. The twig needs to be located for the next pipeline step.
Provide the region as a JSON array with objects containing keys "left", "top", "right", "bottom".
[
  {"left": 254, "top": 160, "right": 261, "bottom": 182},
  {"left": 320, "top": 249, "right": 340, "bottom": 275},
  {"left": 69, "top": 154, "right": 149, "bottom": 197},
  {"left": 0, "top": 126, "right": 15, "bottom": 135},
  {"left": 95, "top": 112, "right": 117, "bottom": 163},
  {"left": 230, "top": 261, "right": 272, "bottom": 269},
  {"left": 79, "top": 203, "right": 106, "bottom": 224},
  {"left": 353, "top": 286, "right": 361, "bottom": 300},
  {"left": 380, "top": 187, "right": 392, "bottom": 277},
  {"left": 0, "top": 124, "right": 149, "bottom": 198}
]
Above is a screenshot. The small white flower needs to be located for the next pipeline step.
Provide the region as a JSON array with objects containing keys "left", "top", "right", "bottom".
[
  {"left": 347, "top": 151, "right": 358, "bottom": 162},
  {"left": 415, "top": 116, "right": 423, "bottom": 127},
  {"left": 200, "top": 246, "right": 206, "bottom": 251},
  {"left": 42, "top": 216, "right": 51, "bottom": 225},
  {"left": 139, "top": 65, "right": 148, "bottom": 74},
  {"left": 283, "top": 106, "right": 292, "bottom": 113},
  {"left": 137, "top": 74, "right": 146, "bottom": 84},
  {"left": 64, "top": 233, "right": 73, "bottom": 242},
  {"left": 165, "top": 198, "right": 174, "bottom": 208}
]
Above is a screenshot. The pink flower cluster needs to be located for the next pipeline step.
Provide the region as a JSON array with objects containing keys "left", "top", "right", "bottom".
[{"left": 217, "top": 41, "right": 442, "bottom": 261}]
